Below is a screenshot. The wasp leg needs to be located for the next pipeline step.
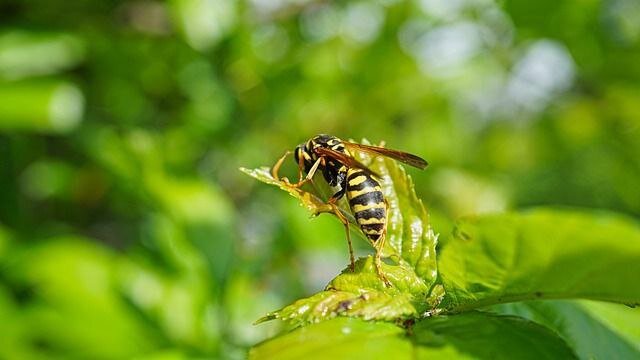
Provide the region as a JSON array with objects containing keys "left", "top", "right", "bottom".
[
  {"left": 328, "top": 184, "right": 346, "bottom": 203},
  {"left": 295, "top": 147, "right": 306, "bottom": 184},
  {"left": 289, "top": 156, "right": 322, "bottom": 188},
  {"left": 271, "top": 150, "right": 292, "bottom": 183},
  {"left": 374, "top": 199, "right": 391, "bottom": 287},
  {"left": 327, "top": 202, "right": 356, "bottom": 272},
  {"left": 374, "top": 244, "right": 391, "bottom": 287},
  {"left": 326, "top": 177, "right": 354, "bottom": 270}
]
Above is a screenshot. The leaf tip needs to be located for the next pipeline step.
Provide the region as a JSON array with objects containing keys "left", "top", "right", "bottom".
[{"left": 254, "top": 313, "right": 278, "bottom": 325}]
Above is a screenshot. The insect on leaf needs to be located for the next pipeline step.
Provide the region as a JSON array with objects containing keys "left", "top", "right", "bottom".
[{"left": 240, "top": 140, "right": 441, "bottom": 325}]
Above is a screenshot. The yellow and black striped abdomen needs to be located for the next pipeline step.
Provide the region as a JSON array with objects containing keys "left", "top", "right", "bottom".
[{"left": 346, "top": 168, "right": 386, "bottom": 243}]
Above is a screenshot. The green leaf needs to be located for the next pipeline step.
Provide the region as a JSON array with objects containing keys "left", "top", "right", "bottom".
[
  {"left": 255, "top": 256, "right": 433, "bottom": 327},
  {"left": 413, "top": 312, "right": 577, "bottom": 359},
  {"left": 241, "top": 144, "right": 440, "bottom": 325},
  {"left": 239, "top": 166, "right": 352, "bottom": 220},
  {"left": 438, "top": 209, "right": 640, "bottom": 312},
  {"left": 250, "top": 318, "right": 411, "bottom": 360},
  {"left": 250, "top": 312, "right": 576, "bottom": 360},
  {"left": 577, "top": 300, "right": 640, "bottom": 348},
  {"left": 492, "top": 300, "right": 640, "bottom": 359}
]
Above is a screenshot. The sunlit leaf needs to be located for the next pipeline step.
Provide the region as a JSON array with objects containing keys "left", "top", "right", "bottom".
[
  {"left": 577, "top": 300, "right": 640, "bottom": 348},
  {"left": 438, "top": 209, "right": 640, "bottom": 312},
  {"left": 250, "top": 318, "right": 410, "bottom": 360},
  {"left": 250, "top": 312, "right": 576, "bottom": 360},
  {"left": 255, "top": 256, "right": 431, "bottom": 327},
  {"left": 239, "top": 166, "right": 350, "bottom": 220}
]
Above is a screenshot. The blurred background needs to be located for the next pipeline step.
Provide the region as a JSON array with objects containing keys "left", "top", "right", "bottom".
[{"left": 0, "top": 0, "right": 639, "bottom": 358}]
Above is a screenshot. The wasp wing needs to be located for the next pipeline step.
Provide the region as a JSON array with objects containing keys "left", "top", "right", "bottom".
[
  {"left": 343, "top": 141, "right": 428, "bottom": 169},
  {"left": 315, "top": 147, "right": 380, "bottom": 178}
]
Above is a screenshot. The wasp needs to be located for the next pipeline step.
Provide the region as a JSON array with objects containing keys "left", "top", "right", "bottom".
[{"left": 271, "top": 134, "right": 427, "bottom": 286}]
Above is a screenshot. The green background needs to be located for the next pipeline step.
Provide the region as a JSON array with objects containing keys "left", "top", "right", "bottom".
[{"left": 1, "top": 0, "right": 639, "bottom": 358}]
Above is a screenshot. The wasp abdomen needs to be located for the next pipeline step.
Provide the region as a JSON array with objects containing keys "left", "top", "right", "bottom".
[{"left": 346, "top": 169, "right": 386, "bottom": 243}]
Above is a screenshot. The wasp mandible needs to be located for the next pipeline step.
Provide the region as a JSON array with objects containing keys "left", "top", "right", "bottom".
[{"left": 271, "top": 134, "right": 428, "bottom": 286}]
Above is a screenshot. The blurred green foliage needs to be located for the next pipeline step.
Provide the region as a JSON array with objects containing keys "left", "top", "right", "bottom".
[{"left": 0, "top": 0, "right": 639, "bottom": 359}]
